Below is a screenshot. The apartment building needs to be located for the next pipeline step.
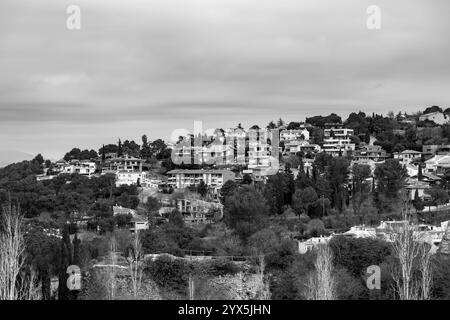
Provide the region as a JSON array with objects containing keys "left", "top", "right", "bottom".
[
  {"left": 322, "top": 123, "right": 355, "bottom": 156},
  {"left": 102, "top": 155, "right": 148, "bottom": 173},
  {"left": 167, "top": 169, "right": 235, "bottom": 189},
  {"left": 353, "top": 145, "right": 389, "bottom": 162}
]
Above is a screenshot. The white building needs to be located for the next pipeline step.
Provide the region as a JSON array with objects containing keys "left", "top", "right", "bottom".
[
  {"left": 425, "top": 154, "right": 450, "bottom": 175},
  {"left": 419, "top": 111, "right": 449, "bottom": 125},
  {"left": 322, "top": 124, "right": 355, "bottom": 156},
  {"left": 298, "top": 236, "right": 332, "bottom": 254},
  {"left": 167, "top": 169, "right": 235, "bottom": 190},
  {"left": 393, "top": 150, "right": 422, "bottom": 166},
  {"left": 342, "top": 225, "right": 377, "bottom": 239},
  {"left": 285, "top": 141, "right": 321, "bottom": 155},
  {"left": 280, "top": 129, "right": 310, "bottom": 142},
  {"left": 61, "top": 160, "right": 96, "bottom": 176},
  {"left": 322, "top": 138, "right": 355, "bottom": 157},
  {"left": 115, "top": 171, "right": 146, "bottom": 186}
]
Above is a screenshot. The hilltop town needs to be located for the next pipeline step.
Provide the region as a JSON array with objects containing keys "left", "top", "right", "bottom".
[{"left": 1, "top": 106, "right": 450, "bottom": 300}]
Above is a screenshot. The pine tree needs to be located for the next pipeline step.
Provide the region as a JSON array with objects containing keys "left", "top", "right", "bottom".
[{"left": 418, "top": 164, "right": 423, "bottom": 181}]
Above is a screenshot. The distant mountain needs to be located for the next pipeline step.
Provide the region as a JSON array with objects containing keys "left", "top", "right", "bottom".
[{"left": 0, "top": 150, "right": 34, "bottom": 168}]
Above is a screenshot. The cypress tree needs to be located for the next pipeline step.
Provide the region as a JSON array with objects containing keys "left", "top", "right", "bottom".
[
  {"left": 58, "top": 241, "right": 70, "bottom": 300},
  {"left": 418, "top": 164, "right": 423, "bottom": 181},
  {"left": 101, "top": 144, "right": 106, "bottom": 163},
  {"left": 72, "top": 234, "right": 81, "bottom": 266},
  {"left": 62, "top": 225, "right": 73, "bottom": 265},
  {"left": 118, "top": 139, "right": 123, "bottom": 157}
]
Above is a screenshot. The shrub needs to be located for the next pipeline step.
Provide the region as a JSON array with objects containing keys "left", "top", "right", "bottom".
[{"left": 145, "top": 256, "right": 190, "bottom": 292}]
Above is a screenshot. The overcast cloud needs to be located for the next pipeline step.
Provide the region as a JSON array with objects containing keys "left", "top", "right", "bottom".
[{"left": 1, "top": 0, "right": 449, "bottom": 159}]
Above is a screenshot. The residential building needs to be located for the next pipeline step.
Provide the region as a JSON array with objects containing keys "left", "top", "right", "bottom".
[
  {"left": 280, "top": 129, "right": 310, "bottom": 142},
  {"left": 176, "top": 198, "right": 223, "bottom": 224},
  {"left": 322, "top": 138, "right": 355, "bottom": 157},
  {"left": 323, "top": 123, "right": 354, "bottom": 139},
  {"left": 393, "top": 150, "right": 422, "bottom": 165},
  {"left": 425, "top": 155, "right": 450, "bottom": 175},
  {"left": 422, "top": 145, "right": 450, "bottom": 159},
  {"left": 322, "top": 123, "right": 355, "bottom": 156},
  {"left": 115, "top": 171, "right": 146, "bottom": 186},
  {"left": 167, "top": 169, "right": 235, "bottom": 189},
  {"left": 60, "top": 160, "right": 96, "bottom": 176},
  {"left": 102, "top": 155, "right": 148, "bottom": 173},
  {"left": 130, "top": 216, "right": 149, "bottom": 232},
  {"left": 404, "top": 180, "right": 432, "bottom": 201},
  {"left": 112, "top": 205, "right": 136, "bottom": 216},
  {"left": 419, "top": 111, "right": 449, "bottom": 125},
  {"left": 298, "top": 236, "right": 332, "bottom": 254},
  {"left": 342, "top": 225, "right": 377, "bottom": 239},
  {"left": 353, "top": 145, "right": 389, "bottom": 162},
  {"left": 285, "top": 141, "right": 321, "bottom": 155}
]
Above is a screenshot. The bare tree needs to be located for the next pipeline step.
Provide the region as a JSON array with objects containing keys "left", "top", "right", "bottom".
[
  {"left": 418, "top": 243, "right": 433, "bottom": 300},
  {"left": 255, "top": 254, "right": 271, "bottom": 300},
  {"left": 0, "top": 204, "right": 40, "bottom": 300},
  {"left": 188, "top": 273, "right": 195, "bottom": 300},
  {"left": 304, "top": 244, "right": 336, "bottom": 300},
  {"left": 391, "top": 196, "right": 421, "bottom": 300},
  {"left": 127, "top": 231, "right": 143, "bottom": 299},
  {"left": 106, "top": 237, "right": 118, "bottom": 300}
]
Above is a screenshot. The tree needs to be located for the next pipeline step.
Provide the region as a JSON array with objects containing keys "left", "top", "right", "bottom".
[
  {"left": 305, "top": 219, "right": 326, "bottom": 237},
  {"left": 329, "top": 236, "right": 391, "bottom": 278},
  {"left": 242, "top": 173, "right": 252, "bottom": 185},
  {"left": 266, "top": 121, "right": 276, "bottom": 130},
  {"left": 304, "top": 244, "right": 336, "bottom": 300},
  {"left": 0, "top": 205, "right": 40, "bottom": 300},
  {"left": 219, "top": 180, "right": 238, "bottom": 204},
  {"left": 106, "top": 237, "right": 118, "bottom": 300},
  {"left": 224, "top": 186, "right": 269, "bottom": 241},
  {"left": 390, "top": 198, "right": 431, "bottom": 300},
  {"left": 413, "top": 189, "right": 424, "bottom": 212},
  {"left": 101, "top": 144, "right": 106, "bottom": 163},
  {"left": 423, "top": 105, "right": 443, "bottom": 114},
  {"left": 374, "top": 159, "right": 407, "bottom": 198},
  {"left": 264, "top": 173, "right": 295, "bottom": 215},
  {"left": 351, "top": 163, "right": 372, "bottom": 218},
  {"left": 426, "top": 186, "right": 449, "bottom": 206},
  {"left": 118, "top": 139, "right": 123, "bottom": 157},
  {"left": 140, "top": 134, "right": 152, "bottom": 161},
  {"left": 197, "top": 180, "right": 208, "bottom": 197},
  {"left": 248, "top": 228, "right": 280, "bottom": 257},
  {"left": 277, "top": 118, "right": 285, "bottom": 127},
  {"left": 72, "top": 234, "right": 81, "bottom": 266},
  {"left": 33, "top": 154, "right": 45, "bottom": 166},
  {"left": 292, "top": 187, "right": 318, "bottom": 216},
  {"left": 327, "top": 157, "right": 350, "bottom": 213},
  {"left": 58, "top": 239, "right": 70, "bottom": 300},
  {"left": 127, "top": 231, "right": 143, "bottom": 299},
  {"left": 144, "top": 196, "right": 161, "bottom": 223},
  {"left": 418, "top": 164, "right": 423, "bottom": 181}
]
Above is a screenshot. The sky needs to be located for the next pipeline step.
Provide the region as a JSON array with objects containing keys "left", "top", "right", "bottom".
[{"left": 1, "top": 0, "right": 450, "bottom": 160}]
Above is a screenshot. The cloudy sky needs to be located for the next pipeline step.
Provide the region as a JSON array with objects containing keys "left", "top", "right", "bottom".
[{"left": 1, "top": 0, "right": 449, "bottom": 159}]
